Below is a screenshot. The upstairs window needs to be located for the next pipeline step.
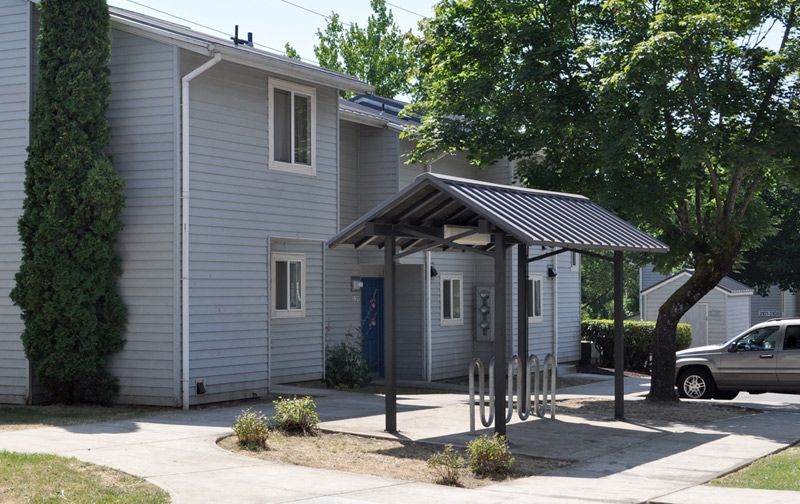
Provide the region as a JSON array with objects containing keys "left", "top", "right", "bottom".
[
  {"left": 440, "top": 273, "right": 463, "bottom": 326},
  {"left": 269, "top": 78, "right": 316, "bottom": 175}
]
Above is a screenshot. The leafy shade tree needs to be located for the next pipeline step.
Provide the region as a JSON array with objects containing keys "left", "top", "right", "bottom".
[
  {"left": 408, "top": 1, "right": 800, "bottom": 401},
  {"left": 313, "top": 0, "right": 415, "bottom": 98},
  {"left": 732, "top": 185, "right": 800, "bottom": 295},
  {"left": 10, "top": 0, "right": 127, "bottom": 404}
]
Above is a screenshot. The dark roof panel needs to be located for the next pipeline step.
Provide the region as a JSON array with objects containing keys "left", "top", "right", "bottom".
[{"left": 329, "top": 173, "right": 669, "bottom": 254}]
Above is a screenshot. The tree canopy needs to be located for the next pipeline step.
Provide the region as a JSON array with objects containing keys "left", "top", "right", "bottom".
[
  {"left": 312, "top": 0, "right": 415, "bottom": 98},
  {"left": 408, "top": 0, "right": 800, "bottom": 400},
  {"left": 11, "top": 0, "right": 127, "bottom": 403}
]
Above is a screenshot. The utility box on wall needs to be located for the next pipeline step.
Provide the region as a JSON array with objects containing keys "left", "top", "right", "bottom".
[{"left": 475, "top": 286, "right": 494, "bottom": 341}]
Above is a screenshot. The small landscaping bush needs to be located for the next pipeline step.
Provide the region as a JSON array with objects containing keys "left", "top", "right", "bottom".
[
  {"left": 582, "top": 320, "right": 693, "bottom": 371},
  {"left": 272, "top": 396, "right": 320, "bottom": 435},
  {"left": 466, "top": 433, "right": 515, "bottom": 478},
  {"left": 325, "top": 322, "right": 374, "bottom": 389},
  {"left": 325, "top": 330, "right": 372, "bottom": 389},
  {"left": 427, "top": 444, "right": 465, "bottom": 486},
  {"left": 232, "top": 408, "right": 270, "bottom": 450}
]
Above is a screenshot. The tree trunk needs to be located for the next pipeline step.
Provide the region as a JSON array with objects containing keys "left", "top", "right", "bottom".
[{"left": 647, "top": 248, "right": 740, "bottom": 401}]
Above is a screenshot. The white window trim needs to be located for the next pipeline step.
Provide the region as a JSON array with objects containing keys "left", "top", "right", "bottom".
[
  {"left": 268, "top": 77, "right": 316, "bottom": 176},
  {"left": 440, "top": 273, "right": 464, "bottom": 326},
  {"left": 528, "top": 274, "right": 543, "bottom": 323},
  {"left": 271, "top": 253, "right": 306, "bottom": 319}
]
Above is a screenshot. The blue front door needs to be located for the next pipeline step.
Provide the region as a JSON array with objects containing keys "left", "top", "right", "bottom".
[{"left": 361, "top": 277, "right": 384, "bottom": 377}]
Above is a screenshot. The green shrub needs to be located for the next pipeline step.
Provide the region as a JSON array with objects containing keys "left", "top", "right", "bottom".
[
  {"left": 325, "top": 331, "right": 372, "bottom": 389},
  {"left": 428, "top": 444, "right": 465, "bottom": 486},
  {"left": 232, "top": 408, "right": 270, "bottom": 450},
  {"left": 272, "top": 396, "right": 320, "bottom": 435},
  {"left": 466, "top": 433, "right": 515, "bottom": 478},
  {"left": 582, "top": 320, "right": 692, "bottom": 371}
]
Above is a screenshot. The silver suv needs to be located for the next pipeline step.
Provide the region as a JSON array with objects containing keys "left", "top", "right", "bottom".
[{"left": 675, "top": 318, "right": 800, "bottom": 400}]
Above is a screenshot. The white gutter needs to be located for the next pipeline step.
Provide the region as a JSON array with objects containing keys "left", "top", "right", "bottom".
[{"left": 181, "top": 52, "right": 221, "bottom": 410}]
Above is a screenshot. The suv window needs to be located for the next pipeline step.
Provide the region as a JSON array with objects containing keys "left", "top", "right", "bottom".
[
  {"left": 783, "top": 326, "right": 800, "bottom": 350},
  {"left": 737, "top": 326, "right": 780, "bottom": 351}
]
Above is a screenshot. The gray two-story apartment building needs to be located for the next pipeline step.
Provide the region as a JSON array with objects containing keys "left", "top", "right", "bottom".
[{"left": 0, "top": 0, "right": 582, "bottom": 406}]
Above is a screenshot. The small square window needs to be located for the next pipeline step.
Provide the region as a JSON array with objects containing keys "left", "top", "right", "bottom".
[
  {"left": 441, "top": 273, "right": 463, "bottom": 326},
  {"left": 269, "top": 78, "right": 316, "bottom": 175},
  {"left": 527, "top": 274, "right": 543, "bottom": 322},
  {"left": 272, "top": 253, "right": 305, "bottom": 318}
]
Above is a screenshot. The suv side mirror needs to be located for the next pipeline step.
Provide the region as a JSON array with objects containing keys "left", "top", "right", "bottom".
[{"left": 728, "top": 342, "right": 739, "bottom": 353}]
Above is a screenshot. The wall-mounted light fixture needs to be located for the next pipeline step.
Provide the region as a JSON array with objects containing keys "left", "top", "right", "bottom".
[
  {"left": 547, "top": 266, "right": 558, "bottom": 278},
  {"left": 350, "top": 276, "right": 363, "bottom": 292},
  {"left": 430, "top": 265, "right": 439, "bottom": 277}
]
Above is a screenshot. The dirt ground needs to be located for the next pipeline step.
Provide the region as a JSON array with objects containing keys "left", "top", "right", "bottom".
[
  {"left": 220, "top": 372, "right": 756, "bottom": 488},
  {"left": 218, "top": 431, "right": 573, "bottom": 488}
]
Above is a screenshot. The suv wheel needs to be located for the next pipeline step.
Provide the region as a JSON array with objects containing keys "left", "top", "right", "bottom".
[{"left": 677, "top": 368, "right": 716, "bottom": 399}]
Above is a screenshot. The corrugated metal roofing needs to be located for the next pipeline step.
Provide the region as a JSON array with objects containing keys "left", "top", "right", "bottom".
[{"left": 328, "top": 172, "right": 669, "bottom": 254}]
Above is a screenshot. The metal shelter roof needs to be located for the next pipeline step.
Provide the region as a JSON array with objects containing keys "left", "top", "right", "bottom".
[{"left": 328, "top": 173, "right": 669, "bottom": 255}]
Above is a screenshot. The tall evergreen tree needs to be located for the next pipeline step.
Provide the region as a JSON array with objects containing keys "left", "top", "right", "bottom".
[{"left": 11, "top": 0, "right": 127, "bottom": 404}]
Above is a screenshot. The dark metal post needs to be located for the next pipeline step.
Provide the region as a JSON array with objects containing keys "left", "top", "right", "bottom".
[
  {"left": 614, "top": 250, "right": 625, "bottom": 421},
  {"left": 494, "top": 232, "right": 507, "bottom": 436},
  {"left": 385, "top": 233, "right": 397, "bottom": 432},
  {"left": 517, "top": 244, "right": 528, "bottom": 397}
]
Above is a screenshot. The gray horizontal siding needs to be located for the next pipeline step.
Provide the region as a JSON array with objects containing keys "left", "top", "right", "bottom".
[
  {"left": 339, "top": 121, "right": 360, "bottom": 228},
  {"left": 0, "top": 0, "right": 30, "bottom": 404},
  {"left": 269, "top": 240, "right": 325, "bottom": 383},
  {"left": 105, "top": 28, "right": 180, "bottom": 406},
  {"left": 183, "top": 52, "right": 341, "bottom": 391}
]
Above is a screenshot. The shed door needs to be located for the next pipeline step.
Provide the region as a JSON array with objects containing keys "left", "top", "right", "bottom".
[{"left": 682, "top": 303, "right": 709, "bottom": 348}]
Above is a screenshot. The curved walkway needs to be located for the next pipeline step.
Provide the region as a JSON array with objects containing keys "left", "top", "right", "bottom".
[{"left": 1, "top": 377, "right": 798, "bottom": 503}]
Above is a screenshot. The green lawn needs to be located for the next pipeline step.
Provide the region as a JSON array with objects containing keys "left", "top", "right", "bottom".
[
  {"left": 710, "top": 445, "right": 800, "bottom": 491},
  {"left": 0, "top": 404, "right": 174, "bottom": 502},
  {"left": 0, "top": 451, "right": 170, "bottom": 503}
]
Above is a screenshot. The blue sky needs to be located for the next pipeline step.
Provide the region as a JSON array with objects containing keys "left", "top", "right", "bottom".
[{"left": 106, "top": 0, "right": 434, "bottom": 65}]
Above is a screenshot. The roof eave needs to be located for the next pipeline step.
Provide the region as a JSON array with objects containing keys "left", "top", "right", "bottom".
[{"left": 110, "top": 13, "right": 374, "bottom": 94}]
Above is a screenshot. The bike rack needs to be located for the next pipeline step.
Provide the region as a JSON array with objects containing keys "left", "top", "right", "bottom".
[{"left": 469, "top": 353, "right": 557, "bottom": 433}]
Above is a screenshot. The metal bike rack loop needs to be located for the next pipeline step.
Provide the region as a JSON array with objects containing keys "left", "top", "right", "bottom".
[{"left": 469, "top": 354, "right": 557, "bottom": 433}]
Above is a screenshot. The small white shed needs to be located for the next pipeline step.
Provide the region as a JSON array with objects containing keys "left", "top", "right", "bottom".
[{"left": 640, "top": 269, "right": 753, "bottom": 347}]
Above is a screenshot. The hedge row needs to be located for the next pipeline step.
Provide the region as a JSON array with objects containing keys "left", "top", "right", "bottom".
[{"left": 581, "top": 320, "right": 693, "bottom": 372}]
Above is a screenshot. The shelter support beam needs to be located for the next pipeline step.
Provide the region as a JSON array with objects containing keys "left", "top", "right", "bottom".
[
  {"left": 614, "top": 251, "right": 625, "bottom": 420},
  {"left": 494, "top": 232, "right": 507, "bottom": 436},
  {"left": 384, "top": 233, "right": 397, "bottom": 433},
  {"left": 517, "top": 244, "right": 529, "bottom": 397}
]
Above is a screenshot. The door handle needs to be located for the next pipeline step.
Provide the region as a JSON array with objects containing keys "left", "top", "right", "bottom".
[{"left": 759, "top": 354, "right": 774, "bottom": 359}]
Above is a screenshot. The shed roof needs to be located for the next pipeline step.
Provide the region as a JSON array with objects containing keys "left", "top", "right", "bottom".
[
  {"left": 328, "top": 173, "right": 669, "bottom": 254},
  {"left": 642, "top": 269, "right": 753, "bottom": 296}
]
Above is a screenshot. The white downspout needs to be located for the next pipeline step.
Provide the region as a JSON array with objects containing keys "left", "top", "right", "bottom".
[{"left": 181, "top": 52, "right": 221, "bottom": 410}]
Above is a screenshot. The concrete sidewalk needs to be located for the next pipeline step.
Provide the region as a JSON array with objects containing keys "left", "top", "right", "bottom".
[{"left": 1, "top": 376, "right": 798, "bottom": 503}]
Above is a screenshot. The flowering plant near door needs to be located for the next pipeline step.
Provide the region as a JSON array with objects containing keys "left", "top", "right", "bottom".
[{"left": 324, "top": 289, "right": 379, "bottom": 389}]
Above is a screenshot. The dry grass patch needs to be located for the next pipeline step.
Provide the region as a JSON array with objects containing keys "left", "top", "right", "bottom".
[
  {"left": 0, "top": 404, "right": 172, "bottom": 432},
  {"left": 218, "top": 431, "right": 572, "bottom": 488},
  {"left": 557, "top": 397, "right": 756, "bottom": 424}
]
